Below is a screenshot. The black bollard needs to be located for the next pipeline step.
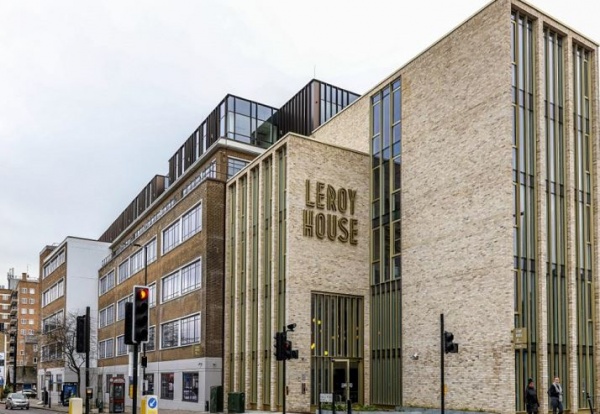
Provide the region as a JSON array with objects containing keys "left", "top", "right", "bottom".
[{"left": 347, "top": 400, "right": 352, "bottom": 414}]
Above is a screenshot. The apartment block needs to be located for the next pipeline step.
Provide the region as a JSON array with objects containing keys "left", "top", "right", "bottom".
[
  {"left": 37, "top": 237, "right": 111, "bottom": 401},
  {"left": 6, "top": 271, "right": 40, "bottom": 391},
  {"left": 0, "top": 278, "right": 13, "bottom": 388}
]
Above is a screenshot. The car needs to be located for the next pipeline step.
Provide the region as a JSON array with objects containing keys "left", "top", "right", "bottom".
[
  {"left": 5, "top": 393, "right": 29, "bottom": 410},
  {"left": 21, "top": 390, "right": 36, "bottom": 399}
]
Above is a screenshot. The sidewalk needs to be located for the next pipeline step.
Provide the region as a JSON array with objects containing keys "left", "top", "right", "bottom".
[
  {"left": 30, "top": 401, "right": 279, "bottom": 414},
  {"left": 30, "top": 402, "right": 207, "bottom": 414}
]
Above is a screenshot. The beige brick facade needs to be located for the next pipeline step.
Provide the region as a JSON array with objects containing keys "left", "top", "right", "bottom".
[
  {"left": 225, "top": 134, "right": 369, "bottom": 412},
  {"left": 334, "top": 2, "right": 598, "bottom": 413},
  {"left": 225, "top": 1, "right": 600, "bottom": 414}
]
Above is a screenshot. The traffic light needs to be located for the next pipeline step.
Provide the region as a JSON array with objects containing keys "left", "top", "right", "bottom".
[
  {"left": 124, "top": 302, "right": 135, "bottom": 345},
  {"left": 284, "top": 340, "right": 299, "bottom": 360},
  {"left": 444, "top": 331, "right": 458, "bottom": 354},
  {"left": 274, "top": 332, "right": 286, "bottom": 361},
  {"left": 76, "top": 315, "right": 88, "bottom": 353},
  {"left": 284, "top": 340, "right": 292, "bottom": 359},
  {"left": 133, "top": 286, "right": 150, "bottom": 343}
]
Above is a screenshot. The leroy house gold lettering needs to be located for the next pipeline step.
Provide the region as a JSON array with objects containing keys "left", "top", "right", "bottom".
[{"left": 303, "top": 179, "right": 358, "bottom": 245}]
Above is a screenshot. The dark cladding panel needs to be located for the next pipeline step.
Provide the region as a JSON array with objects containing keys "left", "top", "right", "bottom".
[
  {"left": 99, "top": 175, "right": 168, "bottom": 243},
  {"left": 275, "top": 79, "right": 359, "bottom": 139},
  {"left": 152, "top": 175, "right": 166, "bottom": 201},
  {"left": 277, "top": 81, "right": 312, "bottom": 137},
  {"left": 184, "top": 133, "right": 196, "bottom": 170},
  {"left": 168, "top": 154, "right": 176, "bottom": 184}
]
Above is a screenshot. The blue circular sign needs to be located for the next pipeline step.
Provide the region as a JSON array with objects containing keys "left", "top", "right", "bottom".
[{"left": 148, "top": 397, "right": 157, "bottom": 409}]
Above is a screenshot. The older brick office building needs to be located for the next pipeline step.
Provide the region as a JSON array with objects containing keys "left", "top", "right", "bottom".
[
  {"left": 224, "top": 1, "right": 599, "bottom": 413},
  {"left": 95, "top": 81, "right": 358, "bottom": 410}
]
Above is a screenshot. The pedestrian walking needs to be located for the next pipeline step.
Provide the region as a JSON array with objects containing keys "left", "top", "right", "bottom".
[
  {"left": 525, "top": 378, "right": 539, "bottom": 414},
  {"left": 548, "top": 376, "right": 564, "bottom": 414}
]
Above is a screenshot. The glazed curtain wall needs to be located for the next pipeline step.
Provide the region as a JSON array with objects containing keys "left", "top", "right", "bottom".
[{"left": 370, "top": 78, "right": 402, "bottom": 406}]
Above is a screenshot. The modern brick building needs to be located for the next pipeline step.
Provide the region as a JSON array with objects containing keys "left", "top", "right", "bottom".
[
  {"left": 225, "top": 134, "right": 370, "bottom": 412},
  {"left": 224, "top": 1, "right": 599, "bottom": 413}
]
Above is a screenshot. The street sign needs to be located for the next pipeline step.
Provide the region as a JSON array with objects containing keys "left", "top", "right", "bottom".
[
  {"left": 148, "top": 397, "right": 158, "bottom": 409},
  {"left": 513, "top": 327, "right": 528, "bottom": 349},
  {"left": 141, "top": 395, "right": 158, "bottom": 414},
  {"left": 320, "top": 393, "right": 333, "bottom": 403}
]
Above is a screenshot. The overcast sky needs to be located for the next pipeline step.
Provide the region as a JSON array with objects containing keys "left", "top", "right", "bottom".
[{"left": 0, "top": 0, "right": 598, "bottom": 285}]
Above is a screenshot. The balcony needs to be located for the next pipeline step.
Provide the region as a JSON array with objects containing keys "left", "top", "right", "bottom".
[{"left": 10, "top": 306, "right": 17, "bottom": 316}]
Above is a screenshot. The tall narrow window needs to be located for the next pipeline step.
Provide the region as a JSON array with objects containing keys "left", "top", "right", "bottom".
[
  {"left": 574, "top": 43, "right": 595, "bottom": 406},
  {"left": 238, "top": 176, "right": 247, "bottom": 392},
  {"left": 249, "top": 167, "right": 259, "bottom": 405},
  {"left": 262, "top": 157, "right": 272, "bottom": 404},
  {"left": 227, "top": 183, "right": 237, "bottom": 392},
  {"left": 544, "top": 27, "right": 567, "bottom": 409},
  {"left": 512, "top": 11, "right": 537, "bottom": 411},
  {"left": 370, "top": 78, "right": 402, "bottom": 406}
]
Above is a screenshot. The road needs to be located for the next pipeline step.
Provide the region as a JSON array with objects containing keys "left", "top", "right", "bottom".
[{"left": 0, "top": 402, "right": 60, "bottom": 414}]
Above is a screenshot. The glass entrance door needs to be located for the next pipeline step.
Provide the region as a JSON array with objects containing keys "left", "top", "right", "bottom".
[{"left": 331, "top": 359, "right": 360, "bottom": 403}]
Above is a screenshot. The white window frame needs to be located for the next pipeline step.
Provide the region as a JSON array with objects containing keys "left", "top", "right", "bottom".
[
  {"left": 42, "top": 310, "right": 63, "bottom": 333},
  {"left": 130, "top": 249, "right": 144, "bottom": 275},
  {"left": 162, "top": 220, "right": 181, "bottom": 255},
  {"left": 117, "top": 295, "right": 133, "bottom": 321},
  {"left": 149, "top": 283, "right": 157, "bottom": 308},
  {"left": 160, "top": 313, "right": 201, "bottom": 349},
  {"left": 181, "top": 203, "right": 202, "bottom": 242},
  {"left": 161, "top": 258, "right": 202, "bottom": 303},
  {"left": 42, "top": 279, "right": 64, "bottom": 306},
  {"left": 99, "top": 338, "right": 115, "bottom": 359},
  {"left": 116, "top": 335, "right": 127, "bottom": 356},
  {"left": 145, "top": 238, "right": 158, "bottom": 264},
  {"left": 99, "top": 270, "right": 115, "bottom": 295},
  {"left": 118, "top": 260, "right": 130, "bottom": 284},
  {"left": 146, "top": 326, "right": 156, "bottom": 352},
  {"left": 99, "top": 304, "right": 115, "bottom": 328}
]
